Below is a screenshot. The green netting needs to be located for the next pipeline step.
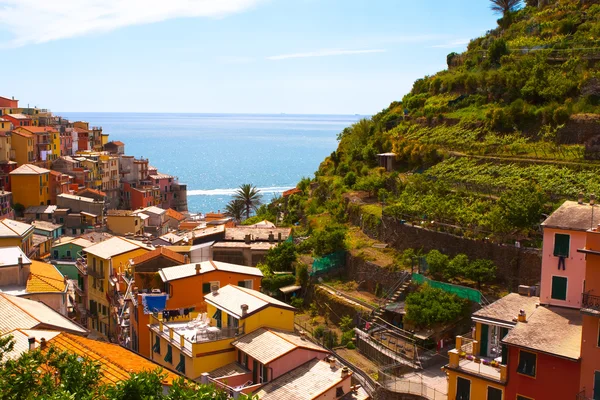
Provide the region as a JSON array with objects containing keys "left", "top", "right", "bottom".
[
  {"left": 311, "top": 251, "right": 347, "bottom": 275},
  {"left": 285, "top": 234, "right": 293, "bottom": 244},
  {"left": 412, "top": 273, "right": 482, "bottom": 303}
]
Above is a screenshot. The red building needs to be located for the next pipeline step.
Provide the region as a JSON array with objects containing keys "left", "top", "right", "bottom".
[
  {"left": 502, "top": 305, "right": 581, "bottom": 400},
  {"left": 0, "top": 161, "right": 17, "bottom": 191},
  {"left": 122, "top": 182, "right": 157, "bottom": 210},
  {"left": 4, "top": 113, "right": 31, "bottom": 128},
  {"left": 60, "top": 131, "right": 73, "bottom": 157},
  {"left": 74, "top": 127, "right": 89, "bottom": 152},
  {"left": 0, "top": 96, "right": 19, "bottom": 108},
  {"left": 49, "top": 170, "right": 72, "bottom": 204}
]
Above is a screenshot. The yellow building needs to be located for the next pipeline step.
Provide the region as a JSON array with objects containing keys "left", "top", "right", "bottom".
[
  {"left": 50, "top": 129, "right": 60, "bottom": 161},
  {"left": 0, "top": 117, "right": 11, "bottom": 131},
  {"left": 10, "top": 129, "right": 35, "bottom": 165},
  {"left": 9, "top": 164, "right": 50, "bottom": 208},
  {"left": 0, "top": 131, "right": 11, "bottom": 162},
  {"left": 106, "top": 210, "right": 144, "bottom": 236},
  {"left": 443, "top": 293, "right": 539, "bottom": 400},
  {"left": 84, "top": 237, "right": 153, "bottom": 339},
  {"left": 79, "top": 157, "right": 102, "bottom": 190},
  {"left": 0, "top": 219, "right": 34, "bottom": 254},
  {"left": 147, "top": 284, "right": 295, "bottom": 379}
]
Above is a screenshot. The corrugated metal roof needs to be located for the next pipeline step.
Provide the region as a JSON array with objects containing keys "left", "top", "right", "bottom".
[{"left": 159, "top": 261, "right": 262, "bottom": 283}]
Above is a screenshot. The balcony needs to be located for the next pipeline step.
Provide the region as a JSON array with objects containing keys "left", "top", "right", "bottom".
[
  {"left": 445, "top": 335, "right": 507, "bottom": 384},
  {"left": 581, "top": 293, "right": 600, "bottom": 316},
  {"left": 87, "top": 268, "right": 105, "bottom": 279}
]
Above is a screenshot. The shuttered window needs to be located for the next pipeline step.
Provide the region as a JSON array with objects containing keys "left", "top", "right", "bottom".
[
  {"left": 517, "top": 350, "right": 536, "bottom": 377},
  {"left": 551, "top": 276, "right": 568, "bottom": 301},
  {"left": 553, "top": 234, "right": 570, "bottom": 257},
  {"left": 487, "top": 387, "right": 502, "bottom": 400}
]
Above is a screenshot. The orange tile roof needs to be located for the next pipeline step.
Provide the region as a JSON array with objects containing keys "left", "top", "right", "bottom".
[
  {"left": 46, "top": 333, "right": 179, "bottom": 385},
  {"left": 131, "top": 246, "right": 186, "bottom": 266},
  {"left": 26, "top": 261, "right": 66, "bottom": 293},
  {"left": 77, "top": 188, "right": 107, "bottom": 197},
  {"left": 73, "top": 127, "right": 89, "bottom": 133},
  {"left": 49, "top": 170, "right": 62, "bottom": 176},
  {"left": 111, "top": 141, "right": 125, "bottom": 146},
  {"left": 10, "top": 130, "right": 33, "bottom": 138},
  {"left": 18, "top": 126, "right": 57, "bottom": 134},
  {"left": 166, "top": 208, "right": 186, "bottom": 221}
]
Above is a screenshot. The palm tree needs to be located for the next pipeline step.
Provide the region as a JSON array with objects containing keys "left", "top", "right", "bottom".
[
  {"left": 490, "top": 0, "right": 522, "bottom": 15},
  {"left": 233, "top": 184, "right": 262, "bottom": 220},
  {"left": 224, "top": 199, "right": 245, "bottom": 223}
]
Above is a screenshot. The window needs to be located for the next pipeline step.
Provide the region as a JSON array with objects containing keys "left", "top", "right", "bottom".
[
  {"left": 594, "top": 371, "right": 600, "bottom": 400},
  {"left": 102, "top": 305, "right": 107, "bottom": 316},
  {"left": 66, "top": 250, "right": 71, "bottom": 258},
  {"left": 53, "top": 250, "right": 58, "bottom": 258},
  {"left": 335, "top": 387, "right": 345, "bottom": 397},
  {"left": 176, "top": 354, "right": 185, "bottom": 374},
  {"left": 516, "top": 396, "right": 534, "bottom": 400},
  {"left": 553, "top": 233, "right": 570, "bottom": 257},
  {"left": 517, "top": 350, "right": 536, "bottom": 377},
  {"left": 238, "top": 280, "right": 253, "bottom": 289},
  {"left": 202, "top": 283, "right": 211, "bottom": 294},
  {"left": 153, "top": 335, "right": 160, "bottom": 354},
  {"left": 487, "top": 386, "right": 502, "bottom": 400},
  {"left": 551, "top": 276, "right": 568, "bottom": 301},
  {"left": 164, "top": 345, "right": 172, "bottom": 364},
  {"left": 456, "top": 377, "right": 470, "bottom": 400},
  {"left": 259, "top": 363, "right": 268, "bottom": 384}
]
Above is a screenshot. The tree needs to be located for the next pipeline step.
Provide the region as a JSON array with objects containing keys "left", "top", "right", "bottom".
[
  {"left": 405, "top": 285, "right": 469, "bottom": 328},
  {"left": 447, "top": 254, "right": 470, "bottom": 280},
  {"left": 466, "top": 259, "right": 497, "bottom": 289},
  {"left": 224, "top": 199, "right": 245, "bottom": 223},
  {"left": 499, "top": 184, "right": 545, "bottom": 230},
  {"left": 489, "top": 0, "right": 522, "bottom": 15},
  {"left": 425, "top": 249, "right": 449, "bottom": 279},
  {"left": 233, "top": 184, "right": 262, "bottom": 220},
  {"left": 295, "top": 263, "right": 309, "bottom": 287},
  {"left": 264, "top": 241, "right": 297, "bottom": 272},
  {"left": 311, "top": 225, "right": 347, "bottom": 257}
]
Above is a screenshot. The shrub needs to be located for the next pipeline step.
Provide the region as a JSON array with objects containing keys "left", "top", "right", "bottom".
[
  {"left": 488, "top": 39, "right": 508, "bottom": 65},
  {"left": 311, "top": 224, "right": 347, "bottom": 257},
  {"left": 262, "top": 274, "right": 296, "bottom": 292},
  {"left": 290, "top": 297, "right": 304, "bottom": 308},
  {"left": 339, "top": 315, "right": 354, "bottom": 332},
  {"left": 313, "top": 325, "right": 325, "bottom": 339},
  {"left": 264, "top": 242, "right": 297, "bottom": 272},
  {"left": 323, "top": 330, "right": 339, "bottom": 348},
  {"left": 295, "top": 263, "right": 309, "bottom": 287},
  {"left": 309, "top": 303, "right": 318, "bottom": 317},
  {"left": 405, "top": 284, "right": 469, "bottom": 328},
  {"left": 343, "top": 172, "right": 357, "bottom": 187},
  {"left": 465, "top": 259, "right": 497, "bottom": 289},
  {"left": 346, "top": 341, "right": 356, "bottom": 350},
  {"left": 341, "top": 330, "right": 355, "bottom": 346},
  {"left": 425, "top": 250, "right": 449, "bottom": 279},
  {"left": 447, "top": 254, "right": 469, "bottom": 280}
]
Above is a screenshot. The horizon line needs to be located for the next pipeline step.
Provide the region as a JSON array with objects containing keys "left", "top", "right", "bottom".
[{"left": 55, "top": 111, "right": 373, "bottom": 117}]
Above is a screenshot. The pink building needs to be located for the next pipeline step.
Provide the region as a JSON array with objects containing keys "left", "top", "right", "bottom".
[{"left": 540, "top": 200, "right": 599, "bottom": 308}]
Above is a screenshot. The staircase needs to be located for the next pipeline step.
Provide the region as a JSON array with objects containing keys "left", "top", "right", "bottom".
[{"left": 369, "top": 272, "right": 411, "bottom": 324}]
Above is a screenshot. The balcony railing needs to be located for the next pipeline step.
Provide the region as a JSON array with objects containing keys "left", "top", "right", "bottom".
[{"left": 581, "top": 293, "right": 600, "bottom": 315}]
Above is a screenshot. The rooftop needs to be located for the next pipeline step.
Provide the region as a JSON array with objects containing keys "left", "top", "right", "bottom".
[
  {"left": 57, "top": 193, "right": 99, "bottom": 204},
  {"left": 0, "top": 246, "right": 31, "bottom": 267},
  {"left": 253, "top": 358, "right": 355, "bottom": 400},
  {"left": 9, "top": 164, "right": 50, "bottom": 175},
  {"left": 502, "top": 305, "right": 582, "bottom": 360},
  {"left": 52, "top": 236, "right": 95, "bottom": 249},
  {"left": 246, "top": 220, "right": 277, "bottom": 228},
  {"left": 140, "top": 206, "right": 166, "bottom": 216},
  {"left": 17, "top": 126, "right": 56, "bottom": 133},
  {"left": 232, "top": 328, "right": 328, "bottom": 365},
  {"left": 224, "top": 226, "right": 292, "bottom": 242},
  {"left": 204, "top": 285, "right": 293, "bottom": 319},
  {"left": 166, "top": 208, "right": 186, "bottom": 221},
  {"left": 149, "top": 173, "right": 173, "bottom": 180},
  {"left": 84, "top": 236, "right": 153, "bottom": 259},
  {"left": 0, "top": 328, "right": 61, "bottom": 360},
  {"left": 32, "top": 220, "right": 63, "bottom": 232},
  {"left": 209, "top": 361, "right": 250, "bottom": 379},
  {"left": 0, "top": 293, "right": 86, "bottom": 334},
  {"left": 109, "top": 141, "right": 124, "bottom": 146},
  {"left": 159, "top": 260, "right": 262, "bottom": 282},
  {"left": 26, "top": 261, "right": 66, "bottom": 293},
  {"left": 131, "top": 246, "right": 186, "bottom": 266},
  {"left": 24, "top": 205, "right": 58, "bottom": 214},
  {"left": 0, "top": 219, "right": 34, "bottom": 238},
  {"left": 541, "top": 200, "right": 600, "bottom": 231},
  {"left": 158, "top": 232, "right": 184, "bottom": 244},
  {"left": 77, "top": 188, "right": 107, "bottom": 197},
  {"left": 212, "top": 241, "right": 276, "bottom": 251},
  {"left": 46, "top": 333, "right": 179, "bottom": 385},
  {"left": 472, "top": 293, "right": 540, "bottom": 327},
  {"left": 6, "top": 113, "right": 30, "bottom": 120}
]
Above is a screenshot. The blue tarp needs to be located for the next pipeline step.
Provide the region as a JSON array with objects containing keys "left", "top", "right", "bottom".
[{"left": 142, "top": 294, "right": 168, "bottom": 314}]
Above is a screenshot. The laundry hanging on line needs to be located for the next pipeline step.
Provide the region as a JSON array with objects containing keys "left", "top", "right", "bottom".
[
  {"left": 142, "top": 294, "right": 168, "bottom": 315},
  {"left": 161, "top": 306, "right": 196, "bottom": 322}
]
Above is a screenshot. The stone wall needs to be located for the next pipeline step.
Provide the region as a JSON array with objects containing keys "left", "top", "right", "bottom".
[
  {"left": 345, "top": 255, "right": 408, "bottom": 295},
  {"left": 307, "top": 285, "right": 370, "bottom": 324}
]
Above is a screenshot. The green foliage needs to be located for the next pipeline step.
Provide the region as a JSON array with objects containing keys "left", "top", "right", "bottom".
[
  {"left": 405, "top": 284, "right": 469, "bottom": 328},
  {"left": 261, "top": 274, "right": 296, "bottom": 293},
  {"left": 338, "top": 315, "right": 354, "bottom": 332},
  {"left": 340, "top": 331, "right": 355, "bottom": 347},
  {"left": 447, "top": 254, "right": 470, "bottom": 280},
  {"left": 295, "top": 263, "right": 309, "bottom": 287},
  {"left": 309, "top": 302, "right": 319, "bottom": 317},
  {"left": 313, "top": 325, "right": 325, "bottom": 339},
  {"left": 290, "top": 297, "right": 304, "bottom": 308},
  {"left": 309, "top": 224, "right": 347, "bottom": 257},
  {"left": 354, "top": 173, "right": 387, "bottom": 196},
  {"left": 264, "top": 242, "right": 297, "bottom": 272},
  {"left": 323, "top": 330, "right": 339, "bottom": 348},
  {"left": 346, "top": 341, "right": 356, "bottom": 350},
  {"left": 343, "top": 171, "right": 357, "bottom": 187},
  {"left": 465, "top": 259, "right": 497, "bottom": 289},
  {"left": 233, "top": 183, "right": 262, "bottom": 220},
  {"left": 425, "top": 249, "right": 449, "bottom": 279},
  {"left": 488, "top": 39, "right": 508, "bottom": 65}
]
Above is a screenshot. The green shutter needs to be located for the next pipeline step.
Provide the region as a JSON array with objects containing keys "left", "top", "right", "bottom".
[
  {"left": 553, "top": 234, "right": 570, "bottom": 257},
  {"left": 238, "top": 281, "right": 245, "bottom": 287},
  {"left": 202, "top": 283, "right": 211, "bottom": 294},
  {"left": 593, "top": 371, "right": 600, "bottom": 400},
  {"left": 480, "top": 324, "right": 489, "bottom": 357},
  {"left": 551, "top": 276, "right": 568, "bottom": 300},
  {"left": 164, "top": 345, "right": 172, "bottom": 364}
]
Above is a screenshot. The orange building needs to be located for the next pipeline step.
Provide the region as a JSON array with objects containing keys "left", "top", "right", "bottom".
[
  {"left": 577, "top": 227, "right": 600, "bottom": 400},
  {"left": 0, "top": 96, "right": 19, "bottom": 109},
  {"left": 129, "top": 260, "right": 262, "bottom": 358}
]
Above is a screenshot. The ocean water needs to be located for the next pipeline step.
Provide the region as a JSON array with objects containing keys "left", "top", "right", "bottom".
[{"left": 59, "top": 113, "right": 365, "bottom": 213}]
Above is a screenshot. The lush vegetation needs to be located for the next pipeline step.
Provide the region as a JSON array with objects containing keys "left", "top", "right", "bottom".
[
  {"left": 0, "top": 335, "right": 255, "bottom": 400},
  {"left": 404, "top": 285, "right": 470, "bottom": 328}
]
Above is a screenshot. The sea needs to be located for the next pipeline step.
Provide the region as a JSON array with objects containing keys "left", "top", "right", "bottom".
[{"left": 58, "top": 113, "right": 365, "bottom": 214}]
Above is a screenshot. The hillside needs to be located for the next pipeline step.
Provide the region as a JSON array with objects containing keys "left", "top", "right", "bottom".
[{"left": 281, "top": 0, "right": 600, "bottom": 249}]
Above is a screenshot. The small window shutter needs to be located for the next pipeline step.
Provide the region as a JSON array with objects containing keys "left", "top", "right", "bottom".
[
  {"left": 202, "top": 283, "right": 211, "bottom": 293},
  {"left": 238, "top": 281, "right": 245, "bottom": 287},
  {"left": 551, "top": 276, "right": 568, "bottom": 300},
  {"left": 263, "top": 364, "right": 268, "bottom": 383},
  {"left": 553, "top": 234, "right": 570, "bottom": 257},
  {"left": 253, "top": 360, "right": 258, "bottom": 384},
  {"left": 501, "top": 344, "right": 508, "bottom": 365}
]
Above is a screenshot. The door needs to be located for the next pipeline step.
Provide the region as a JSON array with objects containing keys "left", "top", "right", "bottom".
[
  {"left": 480, "top": 324, "right": 489, "bottom": 357},
  {"left": 594, "top": 371, "right": 600, "bottom": 400},
  {"left": 456, "top": 377, "right": 470, "bottom": 400}
]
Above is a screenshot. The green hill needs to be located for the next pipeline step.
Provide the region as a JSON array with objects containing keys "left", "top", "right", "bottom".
[{"left": 280, "top": 0, "right": 600, "bottom": 247}]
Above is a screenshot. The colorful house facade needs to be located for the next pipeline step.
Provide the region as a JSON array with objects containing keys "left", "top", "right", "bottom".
[{"left": 9, "top": 164, "right": 51, "bottom": 207}]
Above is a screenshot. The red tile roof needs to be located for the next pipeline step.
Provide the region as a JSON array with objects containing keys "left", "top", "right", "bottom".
[
  {"left": 77, "top": 188, "right": 107, "bottom": 197},
  {"left": 73, "top": 127, "right": 89, "bottom": 133},
  {"left": 18, "top": 126, "right": 57, "bottom": 134},
  {"left": 111, "top": 141, "right": 124, "bottom": 146},
  {"left": 166, "top": 208, "right": 186, "bottom": 221},
  {"left": 131, "top": 246, "right": 186, "bottom": 266}
]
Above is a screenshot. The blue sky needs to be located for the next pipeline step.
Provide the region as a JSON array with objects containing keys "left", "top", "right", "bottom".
[{"left": 0, "top": 0, "right": 498, "bottom": 114}]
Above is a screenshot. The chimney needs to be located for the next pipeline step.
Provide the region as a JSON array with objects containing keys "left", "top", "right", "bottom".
[
  {"left": 211, "top": 284, "right": 219, "bottom": 295},
  {"left": 341, "top": 366, "right": 349, "bottom": 377},
  {"left": 241, "top": 304, "right": 249, "bottom": 317},
  {"left": 195, "top": 264, "right": 201, "bottom": 274},
  {"left": 579, "top": 192, "right": 584, "bottom": 204},
  {"left": 184, "top": 254, "right": 189, "bottom": 264},
  {"left": 300, "top": 331, "right": 306, "bottom": 341},
  {"left": 18, "top": 256, "right": 23, "bottom": 269},
  {"left": 40, "top": 338, "right": 47, "bottom": 350},
  {"left": 329, "top": 357, "right": 336, "bottom": 370},
  {"left": 28, "top": 336, "right": 36, "bottom": 351},
  {"left": 268, "top": 233, "right": 274, "bottom": 243},
  {"left": 591, "top": 194, "right": 596, "bottom": 206},
  {"left": 244, "top": 234, "right": 251, "bottom": 245},
  {"left": 278, "top": 232, "right": 282, "bottom": 243},
  {"left": 517, "top": 309, "right": 527, "bottom": 323}
]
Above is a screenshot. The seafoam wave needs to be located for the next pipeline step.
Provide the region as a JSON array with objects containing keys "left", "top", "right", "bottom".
[{"left": 187, "top": 186, "right": 295, "bottom": 196}]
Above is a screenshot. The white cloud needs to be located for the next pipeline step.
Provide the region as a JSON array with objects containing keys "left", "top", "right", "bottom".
[
  {"left": 430, "top": 39, "right": 470, "bottom": 49},
  {"left": 0, "top": 0, "right": 265, "bottom": 47},
  {"left": 267, "top": 48, "right": 386, "bottom": 61}
]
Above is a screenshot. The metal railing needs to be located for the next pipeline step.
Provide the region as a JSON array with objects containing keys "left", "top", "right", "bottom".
[
  {"left": 581, "top": 293, "right": 600, "bottom": 313},
  {"left": 379, "top": 369, "right": 447, "bottom": 400}
]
